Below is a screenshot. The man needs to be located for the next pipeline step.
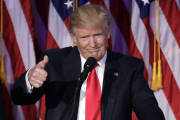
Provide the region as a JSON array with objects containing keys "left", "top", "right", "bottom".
[{"left": 11, "top": 4, "right": 165, "bottom": 120}]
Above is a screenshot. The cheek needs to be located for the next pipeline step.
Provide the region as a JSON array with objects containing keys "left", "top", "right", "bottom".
[
  {"left": 98, "top": 39, "right": 108, "bottom": 47},
  {"left": 77, "top": 41, "right": 89, "bottom": 50}
]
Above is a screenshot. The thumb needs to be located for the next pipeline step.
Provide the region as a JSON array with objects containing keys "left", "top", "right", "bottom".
[
  {"left": 37, "top": 55, "right": 49, "bottom": 69},
  {"left": 43, "top": 55, "right": 49, "bottom": 65}
]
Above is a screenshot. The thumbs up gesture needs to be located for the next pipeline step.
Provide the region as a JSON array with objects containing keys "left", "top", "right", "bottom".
[{"left": 28, "top": 55, "right": 49, "bottom": 88}]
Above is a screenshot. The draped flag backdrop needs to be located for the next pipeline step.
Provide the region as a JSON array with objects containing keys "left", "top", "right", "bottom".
[{"left": 0, "top": 0, "right": 179, "bottom": 120}]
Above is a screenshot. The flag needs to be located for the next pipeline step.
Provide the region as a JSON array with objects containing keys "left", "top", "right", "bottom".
[
  {"left": 1, "top": 0, "right": 179, "bottom": 120},
  {"left": 130, "top": 0, "right": 180, "bottom": 120}
]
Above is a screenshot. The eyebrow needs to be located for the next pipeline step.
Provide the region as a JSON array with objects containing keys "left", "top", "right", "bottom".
[
  {"left": 93, "top": 33, "right": 103, "bottom": 36},
  {"left": 79, "top": 35, "right": 90, "bottom": 38}
]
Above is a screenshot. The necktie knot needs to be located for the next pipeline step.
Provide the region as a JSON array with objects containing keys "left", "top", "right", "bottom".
[{"left": 95, "top": 62, "right": 99, "bottom": 68}]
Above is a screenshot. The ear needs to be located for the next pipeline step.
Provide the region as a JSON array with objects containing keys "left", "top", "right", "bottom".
[{"left": 107, "top": 31, "right": 111, "bottom": 39}]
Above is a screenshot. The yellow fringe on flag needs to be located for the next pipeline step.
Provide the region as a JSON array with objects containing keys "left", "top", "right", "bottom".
[
  {"left": 0, "top": 54, "right": 6, "bottom": 84},
  {"left": 151, "top": 0, "right": 163, "bottom": 91},
  {"left": 151, "top": 60, "right": 163, "bottom": 91},
  {"left": 151, "top": 62, "right": 157, "bottom": 91}
]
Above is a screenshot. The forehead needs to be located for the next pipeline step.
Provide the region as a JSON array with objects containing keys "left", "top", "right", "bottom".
[{"left": 74, "top": 26, "right": 105, "bottom": 36}]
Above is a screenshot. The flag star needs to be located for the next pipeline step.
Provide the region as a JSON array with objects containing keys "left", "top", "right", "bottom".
[
  {"left": 64, "top": 0, "right": 73, "bottom": 9},
  {"left": 141, "top": 0, "right": 150, "bottom": 6}
]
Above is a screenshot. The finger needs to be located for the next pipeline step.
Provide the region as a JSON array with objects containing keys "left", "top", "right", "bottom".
[
  {"left": 34, "top": 68, "right": 48, "bottom": 78},
  {"left": 28, "top": 68, "right": 47, "bottom": 83},
  {"left": 30, "top": 82, "right": 43, "bottom": 88},
  {"left": 29, "top": 76, "right": 46, "bottom": 88},
  {"left": 31, "top": 70, "right": 47, "bottom": 82}
]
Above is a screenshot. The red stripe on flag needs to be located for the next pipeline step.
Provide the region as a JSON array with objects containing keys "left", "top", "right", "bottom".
[
  {"left": 160, "top": 0, "right": 180, "bottom": 47},
  {"left": 19, "top": 0, "right": 35, "bottom": 42},
  {"left": 142, "top": 17, "right": 155, "bottom": 66},
  {"left": 39, "top": 95, "right": 46, "bottom": 120},
  {"left": 46, "top": 30, "right": 59, "bottom": 49},
  {"left": 3, "top": 3, "right": 38, "bottom": 120},
  {"left": 64, "top": 16, "right": 70, "bottom": 29},
  {"left": 90, "top": 0, "right": 106, "bottom": 6}
]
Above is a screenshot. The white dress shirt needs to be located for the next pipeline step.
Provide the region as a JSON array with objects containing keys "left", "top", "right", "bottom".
[{"left": 25, "top": 51, "right": 107, "bottom": 120}]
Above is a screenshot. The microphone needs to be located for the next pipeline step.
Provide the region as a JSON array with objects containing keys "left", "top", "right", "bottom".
[
  {"left": 71, "top": 57, "right": 96, "bottom": 119},
  {"left": 78, "top": 57, "right": 97, "bottom": 84}
]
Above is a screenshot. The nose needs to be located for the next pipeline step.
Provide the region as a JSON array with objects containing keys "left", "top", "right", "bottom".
[{"left": 89, "top": 36, "right": 97, "bottom": 47}]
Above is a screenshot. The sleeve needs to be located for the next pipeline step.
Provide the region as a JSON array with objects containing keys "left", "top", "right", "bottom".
[
  {"left": 11, "top": 71, "right": 46, "bottom": 105},
  {"left": 11, "top": 52, "right": 49, "bottom": 105},
  {"left": 131, "top": 60, "right": 165, "bottom": 120}
]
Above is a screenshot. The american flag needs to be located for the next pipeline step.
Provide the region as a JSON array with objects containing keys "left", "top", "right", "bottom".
[{"left": 0, "top": 0, "right": 179, "bottom": 120}]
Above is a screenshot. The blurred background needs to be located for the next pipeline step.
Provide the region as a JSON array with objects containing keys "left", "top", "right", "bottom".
[{"left": 0, "top": 0, "right": 180, "bottom": 120}]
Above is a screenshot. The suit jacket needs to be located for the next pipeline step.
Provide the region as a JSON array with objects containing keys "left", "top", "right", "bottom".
[{"left": 11, "top": 46, "right": 165, "bottom": 120}]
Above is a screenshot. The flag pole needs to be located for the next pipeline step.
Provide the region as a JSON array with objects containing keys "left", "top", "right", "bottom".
[{"left": 0, "top": 0, "right": 6, "bottom": 84}]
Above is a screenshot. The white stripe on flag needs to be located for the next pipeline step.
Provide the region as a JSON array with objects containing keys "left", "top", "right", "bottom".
[
  {"left": 4, "top": 0, "right": 36, "bottom": 70},
  {"left": 176, "top": 0, "right": 180, "bottom": 10},
  {"left": 150, "top": 2, "right": 180, "bottom": 89},
  {"left": 103, "top": 0, "right": 110, "bottom": 9},
  {"left": 48, "top": 1, "right": 72, "bottom": 48},
  {"left": 154, "top": 90, "right": 176, "bottom": 120},
  {"left": 131, "top": 1, "right": 152, "bottom": 83}
]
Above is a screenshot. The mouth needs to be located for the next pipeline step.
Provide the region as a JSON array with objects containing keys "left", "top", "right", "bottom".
[{"left": 88, "top": 48, "right": 99, "bottom": 52}]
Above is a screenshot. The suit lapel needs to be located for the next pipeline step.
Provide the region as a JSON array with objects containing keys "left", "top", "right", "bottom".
[
  {"left": 101, "top": 49, "right": 120, "bottom": 120},
  {"left": 62, "top": 46, "right": 81, "bottom": 82}
]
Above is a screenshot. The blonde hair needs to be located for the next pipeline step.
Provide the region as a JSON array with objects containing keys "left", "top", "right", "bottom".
[{"left": 69, "top": 4, "right": 111, "bottom": 34}]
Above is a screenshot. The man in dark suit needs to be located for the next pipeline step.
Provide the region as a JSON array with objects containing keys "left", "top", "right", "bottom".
[{"left": 11, "top": 4, "right": 165, "bottom": 120}]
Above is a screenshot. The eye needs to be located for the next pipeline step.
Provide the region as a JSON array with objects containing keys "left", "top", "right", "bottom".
[{"left": 93, "top": 33, "right": 104, "bottom": 39}]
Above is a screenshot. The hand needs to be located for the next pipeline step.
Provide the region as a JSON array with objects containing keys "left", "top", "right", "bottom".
[{"left": 28, "top": 55, "right": 49, "bottom": 88}]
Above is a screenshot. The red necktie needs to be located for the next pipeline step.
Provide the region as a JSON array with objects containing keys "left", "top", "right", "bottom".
[{"left": 85, "top": 63, "right": 101, "bottom": 120}]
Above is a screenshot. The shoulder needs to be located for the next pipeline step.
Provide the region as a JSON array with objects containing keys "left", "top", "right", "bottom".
[
  {"left": 44, "top": 46, "right": 74, "bottom": 56},
  {"left": 43, "top": 46, "right": 78, "bottom": 58},
  {"left": 108, "top": 50, "right": 144, "bottom": 69}
]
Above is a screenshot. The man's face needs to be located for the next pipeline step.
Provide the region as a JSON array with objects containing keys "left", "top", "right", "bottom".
[{"left": 72, "top": 26, "right": 110, "bottom": 61}]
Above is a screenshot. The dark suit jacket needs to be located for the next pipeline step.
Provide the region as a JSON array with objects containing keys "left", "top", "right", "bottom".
[{"left": 11, "top": 46, "right": 165, "bottom": 120}]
